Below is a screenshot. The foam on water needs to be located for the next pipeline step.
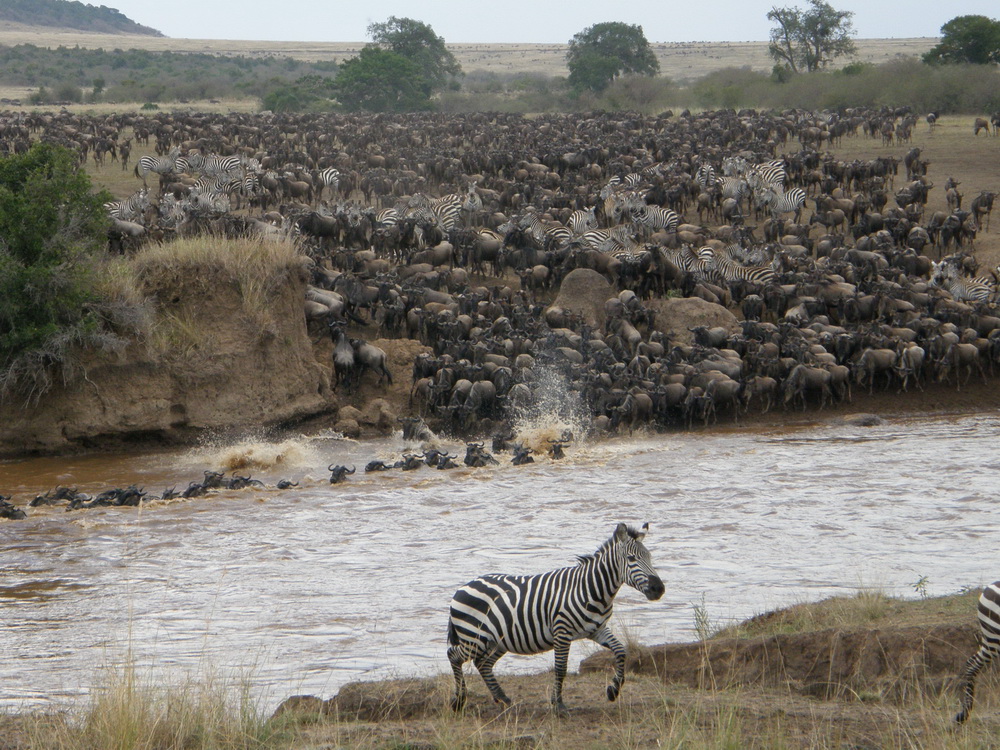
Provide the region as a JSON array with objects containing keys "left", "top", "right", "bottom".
[
  {"left": 511, "top": 362, "right": 589, "bottom": 454},
  {"left": 183, "top": 433, "right": 325, "bottom": 473}
]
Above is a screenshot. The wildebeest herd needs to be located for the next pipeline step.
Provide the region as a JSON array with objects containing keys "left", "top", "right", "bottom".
[{"left": 2, "top": 106, "right": 1000, "bottom": 443}]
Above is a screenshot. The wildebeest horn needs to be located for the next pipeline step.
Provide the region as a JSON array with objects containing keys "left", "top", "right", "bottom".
[
  {"left": 328, "top": 463, "right": 337, "bottom": 472},
  {"left": 347, "top": 466, "right": 356, "bottom": 474}
]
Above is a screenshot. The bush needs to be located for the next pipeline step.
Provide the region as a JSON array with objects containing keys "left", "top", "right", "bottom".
[{"left": 0, "top": 143, "right": 116, "bottom": 399}]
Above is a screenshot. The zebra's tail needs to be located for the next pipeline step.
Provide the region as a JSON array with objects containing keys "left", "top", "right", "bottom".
[{"left": 447, "top": 616, "right": 459, "bottom": 647}]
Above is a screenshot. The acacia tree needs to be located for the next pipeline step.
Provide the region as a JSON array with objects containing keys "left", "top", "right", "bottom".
[
  {"left": 923, "top": 15, "right": 1000, "bottom": 65},
  {"left": 767, "top": 0, "right": 857, "bottom": 74},
  {"left": 366, "top": 16, "right": 462, "bottom": 95},
  {"left": 334, "top": 47, "right": 429, "bottom": 112},
  {"left": 567, "top": 22, "right": 659, "bottom": 93},
  {"left": 335, "top": 17, "right": 461, "bottom": 112}
]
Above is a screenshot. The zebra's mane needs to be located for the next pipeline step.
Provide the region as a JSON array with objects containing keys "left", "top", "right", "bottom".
[{"left": 575, "top": 525, "right": 644, "bottom": 566}]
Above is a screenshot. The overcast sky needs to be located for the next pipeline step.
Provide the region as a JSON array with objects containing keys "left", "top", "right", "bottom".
[{"left": 102, "top": 1, "right": 995, "bottom": 44}]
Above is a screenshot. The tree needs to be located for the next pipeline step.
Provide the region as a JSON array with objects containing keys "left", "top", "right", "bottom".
[
  {"left": 366, "top": 16, "right": 462, "bottom": 95},
  {"left": 566, "top": 22, "right": 660, "bottom": 93},
  {"left": 767, "top": 0, "right": 857, "bottom": 74},
  {"left": 923, "top": 15, "right": 1000, "bottom": 65},
  {"left": 0, "top": 143, "right": 110, "bottom": 392},
  {"left": 334, "top": 47, "right": 430, "bottom": 112}
]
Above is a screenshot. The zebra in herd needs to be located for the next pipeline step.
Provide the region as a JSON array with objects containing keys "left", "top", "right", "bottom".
[
  {"left": 930, "top": 261, "right": 995, "bottom": 303},
  {"left": 447, "top": 523, "right": 664, "bottom": 712},
  {"left": 104, "top": 188, "right": 150, "bottom": 222},
  {"left": 133, "top": 147, "right": 181, "bottom": 188},
  {"left": 955, "top": 581, "right": 1000, "bottom": 723},
  {"left": 701, "top": 244, "right": 777, "bottom": 288},
  {"left": 756, "top": 186, "right": 807, "bottom": 222}
]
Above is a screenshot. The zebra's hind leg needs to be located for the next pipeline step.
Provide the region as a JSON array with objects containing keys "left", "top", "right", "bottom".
[
  {"left": 955, "top": 646, "right": 993, "bottom": 723},
  {"left": 447, "top": 645, "right": 468, "bottom": 712},
  {"left": 473, "top": 647, "right": 511, "bottom": 707},
  {"left": 591, "top": 625, "right": 627, "bottom": 702}
]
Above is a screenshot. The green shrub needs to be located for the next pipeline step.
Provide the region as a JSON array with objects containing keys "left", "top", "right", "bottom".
[{"left": 0, "top": 143, "right": 114, "bottom": 398}]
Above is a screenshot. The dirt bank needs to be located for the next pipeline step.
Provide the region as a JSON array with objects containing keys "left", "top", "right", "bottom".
[
  {"left": 0, "top": 260, "right": 333, "bottom": 457},
  {"left": 261, "top": 590, "right": 996, "bottom": 749}
]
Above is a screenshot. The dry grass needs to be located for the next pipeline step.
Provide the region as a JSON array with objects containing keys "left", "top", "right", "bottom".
[
  {"left": 92, "top": 235, "right": 304, "bottom": 359},
  {"left": 714, "top": 587, "right": 982, "bottom": 641},
  {"left": 17, "top": 655, "right": 277, "bottom": 750}
]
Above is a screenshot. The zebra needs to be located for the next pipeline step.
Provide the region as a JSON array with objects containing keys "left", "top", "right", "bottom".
[
  {"left": 701, "top": 244, "right": 776, "bottom": 288},
  {"left": 184, "top": 152, "right": 242, "bottom": 179},
  {"left": 133, "top": 147, "right": 181, "bottom": 188},
  {"left": 756, "top": 186, "right": 807, "bottom": 222},
  {"left": 447, "top": 522, "right": 664, "bottom": 712},
  {"left": 567, "top": 206, "right": 598, "bottom": 236},
  {"left": 746, "top": 160, "right": 786, "bottom": 193},
  {"left": 316, "top": 167, "right": 341, "bottom": 202},
  {"left": 429, "top": 193, "right": 463, "bottom": 232},
  {"left": 930, "top": 261, "right": 994, "bottom": 303},
  {"left": 580, "top": 225, "right": 636, "bottom": 253},
  {"left": 104, "top": 188, "right": 150, "bottom": 222},
  {"left": 955, "top": 581, "right": 1000, "bottom": 723},
  {"left": 694, "top": 163, "right": 717, "bottom": 189},
  {"left": 517, "top": 211, "right": 572, "bottom": 249},
  {"left": 628, "top": 203, "right": 679, "bottom": 237}
]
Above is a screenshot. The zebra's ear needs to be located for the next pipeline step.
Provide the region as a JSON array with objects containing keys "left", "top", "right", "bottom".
[
  {"left": 614, "top": 522, "right": 629, "bottom": 541},
  {"left": 633, "top": 522, "right": 648, "bottom": 541}
]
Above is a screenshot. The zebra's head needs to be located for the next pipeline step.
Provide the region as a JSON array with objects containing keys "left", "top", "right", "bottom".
[{"left": 609, "top": 522, "right": 664, "bottom": 601}]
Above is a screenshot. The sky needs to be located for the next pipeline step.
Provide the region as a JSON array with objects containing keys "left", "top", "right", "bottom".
[{"left": 102, "top": 1, "right": 997, "bottom": 44}]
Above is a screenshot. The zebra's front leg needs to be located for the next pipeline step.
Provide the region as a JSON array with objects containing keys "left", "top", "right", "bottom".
[
  {"left": 550, "top": 636, "right": 572, "bottom": 714},
  {"left": 591, "top": 625, "right": 627, "bottom": 702},
  {"left": 473, "top": 648, "right": 511, "bottom": 707}
]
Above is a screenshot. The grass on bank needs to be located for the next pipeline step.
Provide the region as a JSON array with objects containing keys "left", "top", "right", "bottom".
[
  {"left": 709, "top": 585, "right": 983, "bottom": 642},
  {"left": 97, "top": 234, "right": 303, "bottom": 353},
  {"left": 8, "top": 587, "right": 997, "bottom": 750}
]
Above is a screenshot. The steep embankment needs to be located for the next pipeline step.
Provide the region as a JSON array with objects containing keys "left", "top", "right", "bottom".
[{"left": 0, "top": 249, "right": 331, "bottom": 456}]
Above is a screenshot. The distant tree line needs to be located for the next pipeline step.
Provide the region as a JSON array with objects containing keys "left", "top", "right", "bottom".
[
  {"left": 0, "top": 44, "right": 336, "bottom": 105},
  {"left": 0, "top": 0, "right": 161, "bottom": 36},
  {"left": 3, "top": 8, "right": 1000, "bottom": 114}
]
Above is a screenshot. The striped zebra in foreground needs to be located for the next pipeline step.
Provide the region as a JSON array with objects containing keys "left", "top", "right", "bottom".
[
  {"left": 447, "top": 523, "right": 664, "bottom": 712},
  {"left": 955, "top": 581, "right": 1000, "bottom": 723},
  {"left": 104, "top": 188, "right": 150, "bottom": 221}
]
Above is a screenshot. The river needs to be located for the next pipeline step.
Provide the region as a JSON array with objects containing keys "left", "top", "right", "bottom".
[{"left": 1, "top": 411, "right": 997, "bottom": 713}]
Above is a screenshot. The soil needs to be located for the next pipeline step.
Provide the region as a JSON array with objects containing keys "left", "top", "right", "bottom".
[{"left": 260, "top": 593, "right": 1000, "bottom": 749}]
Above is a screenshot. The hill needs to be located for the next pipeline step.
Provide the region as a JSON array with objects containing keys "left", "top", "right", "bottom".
[{"left": 0, "top": 0, "right": 162, "bottom": 36}]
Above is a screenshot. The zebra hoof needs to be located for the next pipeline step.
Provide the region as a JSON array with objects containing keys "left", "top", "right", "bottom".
[
  {"left": 450, "top": 696, "right": 466, "bottom": 712},
  {"left": 607, "top": 684, "right": 619, "bottom": 702},
  {"left": 552, "top": 700, "right": 569, "bottom": 716},
  {"left": 954, "top": 710, "right": 969, "bottom": 724},
  {"left": 495, "top": 694, "right": 512, "bottom": 707}
]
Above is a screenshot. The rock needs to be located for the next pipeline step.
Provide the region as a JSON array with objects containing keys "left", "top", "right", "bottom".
[
  {"left": 334, "top": 418, "right": 361, "bottom": 438},
  {"left": 359, "top": 398, "right": 397, "bottom": 432},
  {"left": 546, "top": 268, "right": 613, "bottom": 329},
  {"left": 647, "top": 297, "right": 741, "bottom": 345},
  {"left": 839, "top": 413, "right": 885, "bottom": 427},
  {"left": 337, "top": 405, "right": 363, "bottom": 423}
]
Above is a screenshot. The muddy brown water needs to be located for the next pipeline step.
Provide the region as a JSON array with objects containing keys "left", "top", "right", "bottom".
[{"left": 1, "top": 412, "right": 997, "bottom": 712}]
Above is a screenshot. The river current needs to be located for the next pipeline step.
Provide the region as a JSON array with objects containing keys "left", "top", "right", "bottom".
[{"left": 1, "top": 411, "right": 997, "bottom": 712}]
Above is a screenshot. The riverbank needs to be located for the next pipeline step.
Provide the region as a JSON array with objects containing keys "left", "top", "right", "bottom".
[{"left": 1, "top": 588, "right": 993, "bottom": 749}]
